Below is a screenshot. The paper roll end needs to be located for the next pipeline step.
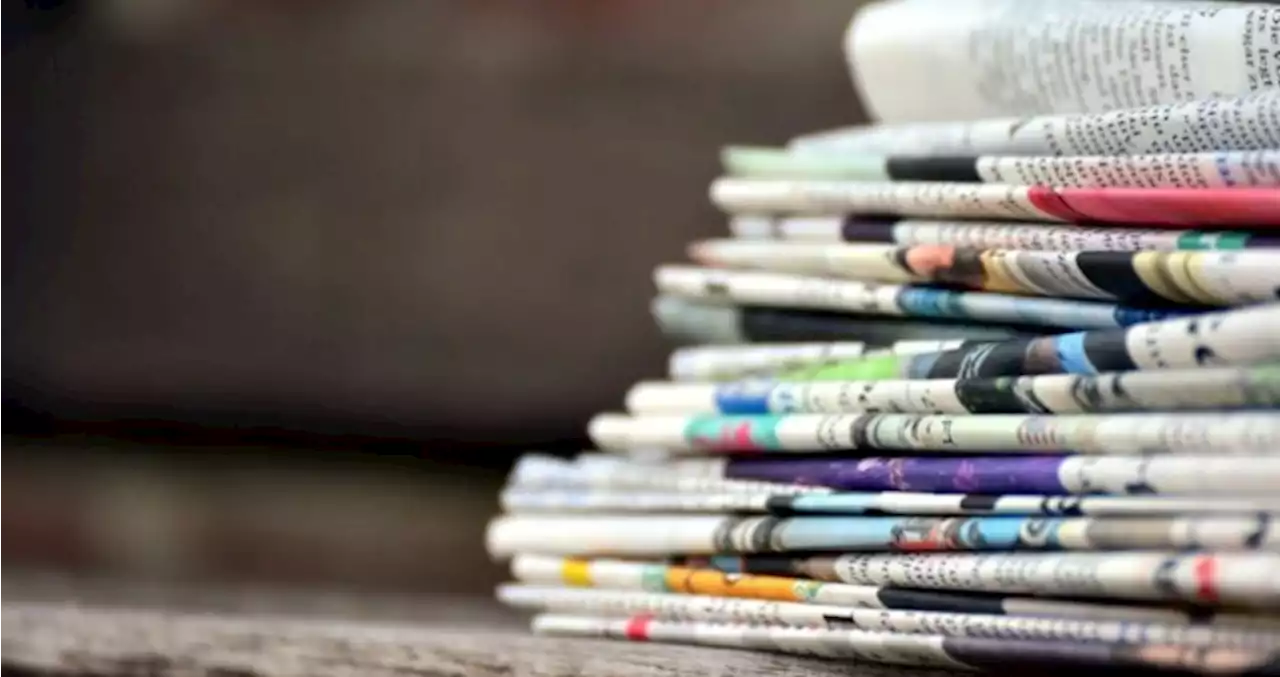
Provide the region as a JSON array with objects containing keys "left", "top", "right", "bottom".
[{"left": 587, "top": 413, "right": 633, "bottom": 451}]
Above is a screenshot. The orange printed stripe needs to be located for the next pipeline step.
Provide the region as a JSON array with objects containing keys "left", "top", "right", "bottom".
[{"left": 664, "top": 566, "right": 804, "bottom": 601}]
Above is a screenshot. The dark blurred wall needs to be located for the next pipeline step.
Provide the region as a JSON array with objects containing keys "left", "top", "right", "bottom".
[
  {"left": 4, "top": 1, "right": 867, "bottom": 593},
  {"left": 4, "top": 1, "right": 865, "bottom": 444}
]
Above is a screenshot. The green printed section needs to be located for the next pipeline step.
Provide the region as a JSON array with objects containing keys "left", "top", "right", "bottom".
[
  {"left": 684, "top": 414, "right": 784, "bottom": 451},
  {"left": 1244, "top": 363, "right": 1280, "bottom": 404},
  {"left": 641, "top": 564, "right": 670, "bottom": 592},
  {"left": 721, "top": 145, "right": 889, "bottom": 181},
  {"left": 1176, "top": 231, "right": 1253, "bottom": 250},
  {"left": 792, "top": 579, "right": 824, "bottom": 602},
  {"left": 777, "top": 354, "right": 906, "bottom": 382}
]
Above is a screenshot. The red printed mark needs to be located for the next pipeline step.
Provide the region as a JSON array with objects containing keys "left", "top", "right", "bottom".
[
  {"left": 1193, "top": 555, "right": 1218, "bottom": 603},
  {"left": 624, "top": 614, "right": 654, "bottom": 641},
  {"left": 692, "top": 421, "right": 761, "bottom": 452},
  {"left": 1027, "top": 186, "right": 1089, "bottom": 222},
  {"left": 890, "top": 521, "right": 950, "bottom": 552}
]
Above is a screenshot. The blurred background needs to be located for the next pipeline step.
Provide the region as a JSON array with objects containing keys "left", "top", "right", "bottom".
[{"left": 4, "top": 0, "right": 865, "bottom": 597}]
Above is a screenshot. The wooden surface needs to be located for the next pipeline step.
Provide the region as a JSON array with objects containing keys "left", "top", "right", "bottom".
[{"left": 2, "top": 577, "right": 950, "bottom": 677}]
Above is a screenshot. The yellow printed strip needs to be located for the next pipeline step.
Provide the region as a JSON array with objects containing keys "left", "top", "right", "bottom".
[
  {"left": 1174, "top": 252, "right": 1221, "bottom": 305},
  {"left": 1133, "top": 252, "right": 1196, "bottom": 305},
  {"left": 562, "top": 559, "right": 593, "bottom": 587},
  {"left": 978, "top": 251, "right": 1029, "bottom": 295}
]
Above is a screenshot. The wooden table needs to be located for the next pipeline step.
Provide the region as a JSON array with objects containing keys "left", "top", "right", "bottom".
[{"left": 3, "top": 576, "right": 947, "bottom": 677}]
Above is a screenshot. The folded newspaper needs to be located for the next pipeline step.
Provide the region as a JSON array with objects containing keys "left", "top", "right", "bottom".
[{"left": 488, "top": 0, "right": 1280, "bottom": 672}]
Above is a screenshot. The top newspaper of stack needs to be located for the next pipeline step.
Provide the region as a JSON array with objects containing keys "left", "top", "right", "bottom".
[{"left": 708, "top": 0, "right": 1280, "bottom": 226}]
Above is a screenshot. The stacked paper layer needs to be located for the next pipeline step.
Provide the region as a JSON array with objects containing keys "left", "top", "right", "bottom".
[{"left": 487, "top": 0, "right": 1280, "bottom": 673}]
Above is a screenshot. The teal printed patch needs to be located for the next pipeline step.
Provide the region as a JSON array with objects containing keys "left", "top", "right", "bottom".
[
  {"left": 1176, "top": 231, "right": 1252, "bottom": 251},
  {"left": 684, "top": 415, "right": 784, "bottom": 451},
  {"left": 792, "top": 579, "right": 824, "bottom": 601},
  {"left": 640, "top": 565, "right": 669, "bottom": 592}
]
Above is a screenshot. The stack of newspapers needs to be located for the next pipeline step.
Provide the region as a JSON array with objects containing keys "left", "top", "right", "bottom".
[{"left": 488, "top": 0, "right": 1280, "bottom": 673}]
